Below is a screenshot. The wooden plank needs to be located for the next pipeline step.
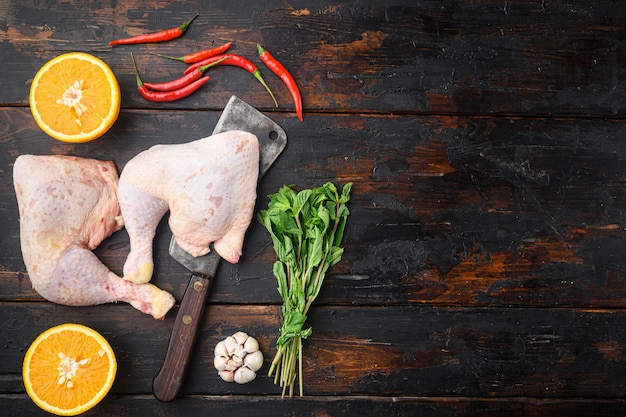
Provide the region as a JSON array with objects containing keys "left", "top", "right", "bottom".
[
  {"left": 2, "top": 303, "right": 626, "bottom": 398},
  {"left": 2, "top": 394, "right": 626, "bottom": 417},
  {"left": 1, "top": 0, "right": 624, "bottom": 414},
  {"left": 1, "top": 108, "right": 625, "bottom": 308},
  {"left": 0, "top": 1, "right": 624, "bottom": 116}
]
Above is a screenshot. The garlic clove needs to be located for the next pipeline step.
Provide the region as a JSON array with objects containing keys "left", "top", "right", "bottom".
[
  {"left": 243, "top": 335, "right": 259, "bottom": 353},
  {"left": 232, "top": 331, "right": 249, "bottom": 345},
  {"left": 234, "top": 366, "right": 257, "bottom": 384},
  {"left": 214, "top": 339, "right": 229, "bottom": 357},
  {"left": 218, "top": 370, "right": 235, "bottom": 382},
  {"left": 224, "top": 336, "right": 238, "bottom": 354},
  {"left": 233, "top": 346, "right": 247, "bottom": 360},
  {"left": 232, "top": 331, "right": 249, "bottom": 359},
  {"left": 243, "top": 350, "right": 264, "bottom": 372},
  {"left": 214, "top": 355, "right": 228, "bottom": 372}
]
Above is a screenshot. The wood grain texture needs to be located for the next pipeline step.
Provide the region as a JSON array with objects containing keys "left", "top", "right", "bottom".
[
  {"left": 0, "top": 1, "right": 624, "bottom": 116},
  {"left": 1, "top": 0, "right": 625, "bottom": 415},
  {"left": 2, "top": 395, "right": 625, "bottom": 417},
  {"left": 2, "top": 303, "right": 626, "bottom": 398},
  {"left": 1, "top": 109, "right": 624, "bottom": 308}
]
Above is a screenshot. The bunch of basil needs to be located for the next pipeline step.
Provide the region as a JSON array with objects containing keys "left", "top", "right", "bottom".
[{"left": 258, "top": 181, "right": 352, "bottom": 397}]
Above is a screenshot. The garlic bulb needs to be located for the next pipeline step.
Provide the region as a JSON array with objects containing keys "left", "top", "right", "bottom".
[{"left": 214, "top": 331, "right": 263, "bottom": 384}]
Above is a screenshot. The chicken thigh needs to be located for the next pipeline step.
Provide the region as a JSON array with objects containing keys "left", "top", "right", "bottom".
[
  {"left": 118, "top": 130, "right": 259, "bottom": 284},
  {"left": 13, "top": 155, "right": 174, "bottom": 319}
]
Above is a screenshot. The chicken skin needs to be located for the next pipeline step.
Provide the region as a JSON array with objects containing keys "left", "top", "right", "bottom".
[
  {"left": 118, "top": 130, "right": 259, "bottom": 284},
  {"left": 13, "top": 155, "right": 174, "bottom": 319}
]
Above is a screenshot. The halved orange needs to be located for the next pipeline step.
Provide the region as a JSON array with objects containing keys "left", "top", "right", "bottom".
[
  {"left": 22, "top": 323, "right": 117, "bottom": 416},
  {"left": 29, "top": 52, "right": 121, "bottom": 143}
]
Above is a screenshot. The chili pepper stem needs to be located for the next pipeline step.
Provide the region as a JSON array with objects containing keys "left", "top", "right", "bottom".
[
  {"left": 253, "top": 70, "right": 278, "bottom": 107},
  {"left": 197, "top": 56, "right": 228, "bottom": 72},
  {"left": 130, "top": 53, "right": 144, "bottom": 87},
  {"left": 178, "top": 13, "right": 199, "bottom": 33},
  {"left": 149, "top": 52, "right": 186, "bottom": 62}
]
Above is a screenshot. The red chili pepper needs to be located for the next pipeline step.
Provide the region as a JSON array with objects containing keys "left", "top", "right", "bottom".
[
  {"left": 109, "top": 14, "right": 198, "bottom": 46},
  {"left": 257, "top": 44, "right": 303, "bottom": 121},
  {"left": 184, "top": 54, "right": 278, "bottom": 107},
  {"left": 142, "top": 67, "right": 203, "bottom": 92},
  {"left": 131, "top": 53, "right": 209, "bottom": 102},
  {"left": 153, "top": 41, "right": 233, "bottom": 64},
  {"left": 142, "top": 57, "right": 227, "bottom": 92},
  {"left": 140, "top": 77, "right": 209, "bottom": 102}
]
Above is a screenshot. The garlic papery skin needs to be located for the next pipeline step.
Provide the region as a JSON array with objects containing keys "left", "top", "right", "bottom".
[{"left": 214, "top": 332, "right": 263, "bottom": 384}]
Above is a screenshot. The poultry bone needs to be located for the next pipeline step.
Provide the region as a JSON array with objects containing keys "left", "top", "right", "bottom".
[
  {"left": 118, "top": 130, "right": 259, "bottom": 284},
  {"left": 13, "top": 155, "right": 175, "bottom": 319}
]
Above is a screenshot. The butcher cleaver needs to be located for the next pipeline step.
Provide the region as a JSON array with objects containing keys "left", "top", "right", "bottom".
[{"left": 152, "top": 95, "right": 287, "bottom": 402}]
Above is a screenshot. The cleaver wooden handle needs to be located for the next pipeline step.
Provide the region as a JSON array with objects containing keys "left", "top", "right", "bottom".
[{"left": 153, "top": 273, "right": 213, "bottom": 402}]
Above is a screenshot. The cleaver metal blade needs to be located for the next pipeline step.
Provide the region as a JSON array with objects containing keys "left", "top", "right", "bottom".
[{"left": 152, "top": 95, "right": 287, "bottom": 402}]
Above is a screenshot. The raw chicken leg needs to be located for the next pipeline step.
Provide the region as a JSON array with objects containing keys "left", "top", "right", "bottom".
[
  {"left": 13, "top": 155, "right": 175, "bottom": 319},
  {"left": 118, "top": 130, "right": 259, "bottom": 284}
]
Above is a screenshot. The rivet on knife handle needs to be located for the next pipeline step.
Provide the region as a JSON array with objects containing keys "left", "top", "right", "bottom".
[{"left": 152, "top": 274, "right": 213, "bottom": 402}]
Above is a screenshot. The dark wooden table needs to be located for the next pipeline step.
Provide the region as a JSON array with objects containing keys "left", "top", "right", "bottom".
[{"left": 2, "top": 1, "right": 626, "bottom": 415}]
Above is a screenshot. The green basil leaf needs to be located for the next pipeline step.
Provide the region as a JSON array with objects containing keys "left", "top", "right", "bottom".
[
  {"left": 293, "top": 189, "right": 312, "bottom": 216},
  {"left": 309, "top": 229, "right": 324, "bottom": 267}
]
